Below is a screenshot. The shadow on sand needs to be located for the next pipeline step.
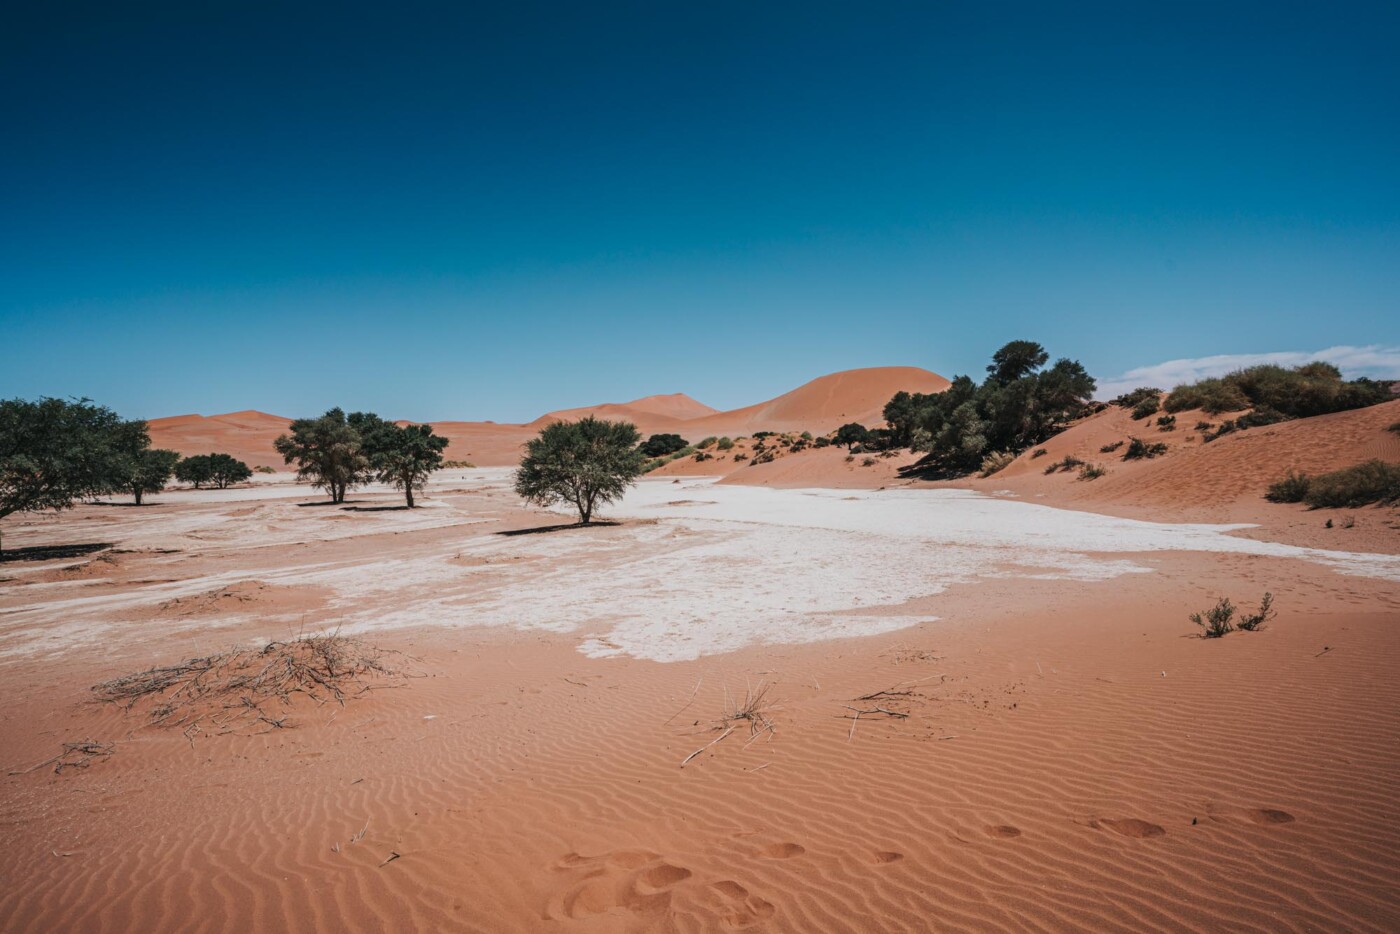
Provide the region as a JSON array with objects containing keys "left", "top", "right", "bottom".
[
  {"left": 497, "top": 520, "right": 621, "bottom": 537},
  {"left": 0, "top": 542, "right": 114, "bottom": 563},
  {"left": 341, "top": 505, "right": 410, "bottom": 512}
]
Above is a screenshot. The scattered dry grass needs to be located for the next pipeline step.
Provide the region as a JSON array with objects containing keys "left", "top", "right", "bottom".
[{"left": 93, "top": 632, "right": 405, "bottom": 738}]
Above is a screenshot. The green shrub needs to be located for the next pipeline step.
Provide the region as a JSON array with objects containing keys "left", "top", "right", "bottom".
[
  {"left": 696, "top": 436, "right": 717, "bottom": 449},
  {"left": 1131, "top": 397, "right": 1160, "bottom": 420},
  {"left": 1123, "top": 437, "right": 1168, "bottom": 460},
  {"left": 862, "top": 456, "right": 877, "bottom": 466},
  {"left": 694, "top": 451, "right": 712, "bottom": 462},
  {"left": 1078, "top": 463, "right": 1107, "bottom": 480},
  {"left": 733, "top": 453, "right": 748, "bottom": 462},
  {"left": 254, "top": 465, "right": 277, "bottom": 474},
  {"left": 813, "top": 436, "right": 831, "bottom": 449},
  {"left": 979, "top": 450, "right": 1016, "bottom": 477},
  {"left": 800, "top": 431, "right": 813, "bottom": 441},
  {"left": 1110, "top": 387, "right": 1163, "bottom": 409},
  {"left": 441, "top": 459, "right": 476, "bottom": 469},
  {"left": 1156, "top": 415, "right": 1176, "bottom": 431},
  {"left": 716, "top": 437, "right": 735, "bottom": 450},
  {"left": 639, "top": 434, "right": 690, "bottom": 457},
  {"left": 1191, "top": 597, "right": 1236, "bottom": 638},
  {"left": 1237, "top": 593, "right": 1275, "bottom": 631},
  {"left": 1166, "top": 362, "right": 1389, "bottom": 417},
  {"left": 1265, "top": 471, "right": 1311, "bottom": 503},
  {"left": 1043, "top": 456, "right": 1085, "bottom": 474},
  {"left": 1195, "top": 421, "right": 1213, "bottom": 432},
  {"left": 1301, "top": 460, "right": 1400, "bottom": 508},
  {"left": 1099, "top": 440, "right": 1124, "bottom": 454},
  {"left": 1030, "top": 448, "right": 1048, "bottom": 459}
]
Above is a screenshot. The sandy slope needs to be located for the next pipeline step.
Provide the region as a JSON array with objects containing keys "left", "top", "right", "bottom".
[
  {"left": 1, "top": 473, "right": 1398, "bottom": 931},
  {"left": 147, "top": 366, "right": 948, "bottom": 469}
]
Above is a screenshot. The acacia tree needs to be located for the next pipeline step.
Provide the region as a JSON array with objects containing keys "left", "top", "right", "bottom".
[
  {"left": 0, "top": 397, "right": 133, "bottom": 554},
  {"left": 174, "top": 454, "right": 213, "bottom": 488},
  {"left": 514, "top": 417, "right": 645, "bottom": 524},
  {"left": 834, "top": 422, "right": 871, "bottom": 450},
  {"left": 207, "top": 453, "right": 252, "bottom": 489},
  {"left": 360, "top": 419, "right": 449, "bottom": 508},
  {"left": 274, "top": 408, "right": 369, "bottom": 504},
  {"left": 124, "top": 448, "right": 180, "bottom": 505}
]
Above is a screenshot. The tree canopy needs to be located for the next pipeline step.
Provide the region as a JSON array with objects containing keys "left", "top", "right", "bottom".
[
  {"left": 834, "top": 423, "right": 871, "bottom": 450},
  {"left": 514, "top": 417, "right": 645, "bottom": 524},
  {"left": 124, "top": 448, "right": 180, "bottom": 505},
  {"left": 274, "top": 408, "right": 369, "bottom": 503},
  {"left": 356, "top": 416, "right": 449, "bottom": 507},
  {"left": 0, "top": 397, "right": 138, "bottom": 551},
  {"left": 175, "top": 453, "right": 253, "bottom": 489},
  {"left": 639, "top": 433, "right": 689, "bottom": 457},
  {"left": 883, "top": 341, "right": 1096, "bottom": 475}
]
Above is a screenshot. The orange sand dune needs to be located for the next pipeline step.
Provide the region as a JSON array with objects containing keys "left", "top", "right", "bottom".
[
  {"left": 148, "top": 367, "right": 949, "bottom": 469},
  {"left": 531, "top": 392, "right": 720, "bottom": 430}
]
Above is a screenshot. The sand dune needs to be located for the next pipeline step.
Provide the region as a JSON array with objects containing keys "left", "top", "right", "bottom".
[{"left": 147, "top": 366, "right": 949, "bottom": 469}]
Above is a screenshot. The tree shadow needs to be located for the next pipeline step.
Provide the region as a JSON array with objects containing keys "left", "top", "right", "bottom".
[
  {"left": 341, "top": 505, "right": 410, "bottom": 512},
  {"left": 295, "top": 501, "right": 343, "bottom": 508},
  {"left": 497, "top": 520, "right": 621, "bottom": 537},
  {"left": 0, "top": 542, "right": 114, "bottom": 563},
  {"left": 86, "top": 501, "right": 149, "bottom": 508}
]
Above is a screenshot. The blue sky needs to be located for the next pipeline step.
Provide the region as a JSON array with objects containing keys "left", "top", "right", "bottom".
[{"left": 3, "top": 2, "right": 1397, "bottom": 422}]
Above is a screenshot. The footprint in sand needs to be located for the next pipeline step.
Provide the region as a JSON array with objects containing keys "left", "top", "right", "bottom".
[
  {"left": 1207, "top": 805, "right": 1296, "bottom": 826},
  {"left": 708, "top": 880, "right": 776, "bottom": 929},
  {"left": 986, "top": 825, "right": 1022, "bottom": 839},
  {"left": 1092, "top": 818, "right": 1166, "bottom": 839},
  {"left": 546, "top": 850, "right": 692, "bottom": 921},
  {"left": 871, "top": 851, "right": 904, "bottom": 864},
  {"left": 756, "top": 842, "right": 805, "bottom": 859}
]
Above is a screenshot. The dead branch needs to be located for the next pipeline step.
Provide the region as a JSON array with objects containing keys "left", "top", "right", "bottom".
[{"left": 92, "top": 633, "right": 405, "bottom": 737}]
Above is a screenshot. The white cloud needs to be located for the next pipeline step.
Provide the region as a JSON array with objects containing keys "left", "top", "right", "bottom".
[{"left": 1096, "top": 345, "right": 1400, "bottom": 400}]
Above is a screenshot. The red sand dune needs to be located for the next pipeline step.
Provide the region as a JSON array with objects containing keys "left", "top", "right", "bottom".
[{"left": 148, "top": 366, "right": 950, "bottom": 468}]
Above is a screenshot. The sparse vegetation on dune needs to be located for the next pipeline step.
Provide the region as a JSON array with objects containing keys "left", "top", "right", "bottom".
[
  {"left": 1099, "top": 440, "right": 1124, "bottom": 453},
  {"left": 1043, "top": 455, "right": 1085, "bottom": 475},
  {"left": 1191, "top": 593, "right": 1275, "bottom": 638},
  {"left": 1109, "top": 387, "right": 1163, "bottom": 409},
  {"left": 1122, "top": 437, "right": 1168, "bottom": 460},
  {"left": 1078, "top": 463, "right": 1107, "bottom": 480},
  {"left": 1165, "top": 361, "right": 1389, "bottom": 418},
  {"left": 1131, "top": 397, "right": 1160, "bottom": 420},
  {"left": 1267, "top": 461, "right": 1400, "bottom": 509},
  {"left": 979, "top": 450, "right": 1015, "bottom": 477}
]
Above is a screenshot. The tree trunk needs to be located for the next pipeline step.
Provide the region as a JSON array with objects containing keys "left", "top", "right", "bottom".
[
  {"left": 405, "top": 485, "right": 415, "bottom": 508},
  {"left": 134, "top": 487, "right": 143, "bottom": 506}
]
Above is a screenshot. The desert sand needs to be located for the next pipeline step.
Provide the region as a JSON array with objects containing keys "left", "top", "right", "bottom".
[{"left": 5, "top": 374, "right": 1400, "bottom": 932}]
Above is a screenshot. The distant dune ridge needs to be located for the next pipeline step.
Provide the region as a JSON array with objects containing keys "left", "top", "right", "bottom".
[{"left": 147, "top": 365, "right": 951, "bottom": 467}]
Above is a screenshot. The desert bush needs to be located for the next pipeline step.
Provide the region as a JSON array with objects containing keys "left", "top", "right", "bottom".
[
  {"left": 753, "top": 431, "right": 774, "bottom": 439},
  {"left": 441, "top": 459, "right": 476, "bottom": 469},
  {"left": 1195, "top": 421, "right": 1213, "bottom": 432},
  {"left": 1156, "top": 415, "right": 1176, "bottom": 431},
  {"left": 639, "top": 434, "right": 689, "bottom": 457},
  {"left": 979, "top": 450, "right": 1016, "bottom": 477},
  {"left": 1110, "top": 387, "right": 1163, "bottom": 409},
  {"left": 1265, "top": 471, "right": 1311, "bottom": 503},
  {"left": 693, "top": 451, "right": 712, "bottom": 462},
  {"left": 1099, "top": 440, "right": 1124, "bottom": 453},
  {"left": 1030, "top": 447, "right": 1048, "bottom": 459},
  {"left": 1123, "top": 437, "right": 1168, "bottom": 460},
  {"left": 1300, "top": 460, "right": 1400, "bottom": 508},
  {"left": 814, "top": 436, "right": 831, "bottom": 449},
  {"left": 716, "top": 437, "right": 735, "bottom": 450},
  {"left": 1131, "top": 397, "right": 1160, "bottom": 420},
  {"left": 1078, "top": 463, "right": 1107, "bottom": 480},
  {"left": 733, "top": 453, "right": 748, "bottom": 462},
  {"left": 697, "top": 436, "right": 717, "bottom": 449},
  {"left": 1166, "top": 362, "right": 1389, "bottom": 417},
  {"left": 800, "top": 431, "right": 813, "bottom": 441},
  {"left": 844, "top": 454, "right": 855, "bottom": 463},
  {"left": 1043, "top": 455, "right": 1085, "bottom": 474},
  {"left": 1236, "top": 593, "right": 1275, "bottom": 631},
  {"left": 1191, "top": 597, "right": 1236, "bottom": 638},
  {"left": 862, "top": 456, "right": 877, "bottom": 466}
]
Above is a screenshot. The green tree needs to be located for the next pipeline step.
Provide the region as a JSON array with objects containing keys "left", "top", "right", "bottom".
[
  {"left": 515, "top": 417, "right": 645, "bottom": 524},
  {"left": 207, "top": 453, "right": 252, "bottom": 489},
  {"left": 986, "top": 340, "right": 1049, "bottom": 385},
  {"left": 0, "top": 397, "right": 133, "bottom": 554},
  {"left": 639, "top": 433, "right": 689, "bottom": 457},
  {"left": 274, "top": 408, "right": 369, "bottom": 504},
  {"left": 834, "top": 423, "right": 871, "bottom": 450},
  {"left": 362, "top": 421, "right": 449, "bottom": 508},
  {"left": 175, "top": 454, "right": 213, "bottom": 488},
  {"left": 124, "top": 448, "right": 180, "bottom": 505}
]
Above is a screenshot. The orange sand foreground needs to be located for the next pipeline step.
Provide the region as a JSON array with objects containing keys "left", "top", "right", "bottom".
[{"left": 3, "top": 373, "right": 1399, "bottom": 932}]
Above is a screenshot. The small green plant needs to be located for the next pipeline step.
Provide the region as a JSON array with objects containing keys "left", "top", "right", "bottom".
[
  {"left": 800, "top": 431, "right": 813, "bottom": 441},
  {"left": 1099, "top": 440, "right": 1124, "bottom": 454},
  {"left": 1043, "top": 455, "right": 1085, "bottom": 475},
  {"left": 1131, "top": 397, "right": 1160, "bottom": 420},
  {"left": 1156, "top": 415, "right": 1176, "bottom": 431},
  {"left": 733, "top": 453, "right": 748, "bottom": 462},
  {"left": 697, "top": 436, "right": 717, "bottom": 449},
  {"left": 862, "top": 456, "right": 877, "bottom": 466},
  {"left": 1123, "top": 437, "right": 1168, "bottom": 460},
  {"left": 1030, "top": 448, "right": 1048, "bottom": 459},
  {"left": 254, "top": 465, "right": 277, "bottom": 474},
  {"left": 1191, "top": 593, "right": 1275, "bottom": 637},
  {"left": 1236, "top": 593, "right": 1275, "bottom": 631},
  {"left": 1078, "top": 463, "right": 1107, "bottom": 480},
  {"left": 1195, "top": 421, "right": 1214, "bottom": 432},
  {"left": 716, "top": 437, "right": 735, "bottom": 450},
  {"left": 1299, "top": 460, "right": 1400, "bottom": 508},
  {"left": 694, "top": 451, "right": 713, "bottom": 462}
]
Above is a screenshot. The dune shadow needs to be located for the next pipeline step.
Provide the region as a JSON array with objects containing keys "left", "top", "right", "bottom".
[
  {"left": 497, "top": 520, "right": 621, "bottom": 536},
  {"left": 341, "top": 505, "right": 410, "bottom": 512},
  {"left": 0, "top": 542, "right": 114, "bottom": 563}
]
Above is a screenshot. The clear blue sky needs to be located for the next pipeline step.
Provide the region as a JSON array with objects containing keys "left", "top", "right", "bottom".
[{"left": 3, "top": 1, "right": 1397, "bottom": 422}]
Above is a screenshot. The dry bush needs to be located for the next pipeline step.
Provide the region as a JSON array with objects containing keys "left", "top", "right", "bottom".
[{"left": 93, "top": 633, "right": 404, "bottom": 737}]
